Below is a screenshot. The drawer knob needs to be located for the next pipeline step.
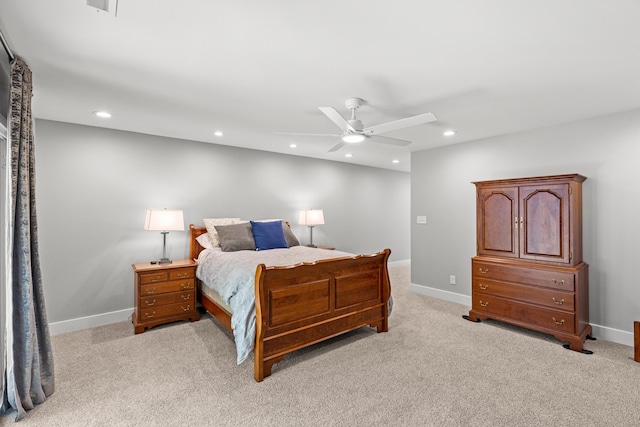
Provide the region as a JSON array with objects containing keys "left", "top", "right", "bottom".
[
  {"left": 552, "top": 297, "right": 564, "bottom": 305},
  {"left": 181, "top": 294, "right": 191, "bottom": 300},
  {"left": 478, "top": 268, "right": 489, "bottom": 274},
  {"left": 478, "top": 283, "right": 488, "bottom": 290},
  {"left": 181, "top": 305, "right": 191, "bottom": 312},
  {"left": 145, "top": 311, "right": 156, "bottom": 319},
  {"left": 551, "top": 278, "right": 565, "bottom": 285},
  {"left": 145, "top": 288, "right": 156, "bottom": 295},
  {"left": 145, "top": 299, "right": 156, "bottom": 306},
  {"left": 181, "top": 283, "right": 192, "bottom": 289},
  {"left": 552, "top": 317, "right": 565, "bottom": 325},
  {"left": 479, "top": 300, "right": 489, "bottom": 307}
]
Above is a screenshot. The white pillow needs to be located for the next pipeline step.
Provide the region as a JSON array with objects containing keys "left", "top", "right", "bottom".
[
  {"left": 203, "top": 218, "right": 241, "bottom": 247},
  {"left": 195, "top": 232, "right": 214, "bottom": 250}
]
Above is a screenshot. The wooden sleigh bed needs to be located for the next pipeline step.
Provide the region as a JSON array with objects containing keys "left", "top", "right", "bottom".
[{"left": 189, "top": 224, "right": 391, "bottom": 381}]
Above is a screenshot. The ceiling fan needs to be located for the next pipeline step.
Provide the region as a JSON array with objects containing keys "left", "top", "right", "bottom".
[{"left": 276, "top": 97, "right": 437, "bottom": 152}]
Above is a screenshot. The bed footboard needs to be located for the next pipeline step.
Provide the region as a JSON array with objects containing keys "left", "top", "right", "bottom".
[{"left": 254, "top": 249, "right": 391, "bottom": 381}]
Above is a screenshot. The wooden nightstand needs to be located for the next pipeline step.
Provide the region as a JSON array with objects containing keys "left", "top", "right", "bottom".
[
  {"left": 315, "top": 245, "right": 335, "bottom": 250},
  {"left": 132, "top": 259, "right": 199, "bottom": 334}
]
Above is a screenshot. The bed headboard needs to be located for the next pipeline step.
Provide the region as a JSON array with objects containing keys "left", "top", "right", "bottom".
[{"left": 189, "top": 224, "right": 208, "bottom": 261}]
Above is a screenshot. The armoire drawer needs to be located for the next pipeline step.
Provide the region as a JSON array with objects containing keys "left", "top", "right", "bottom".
[
  {"left": 473, "top": 278, "right": 575, "bottom": 311},
  {"left": 472, "top": 293, "right": 576, "bottom": 334},
  {"left": 473, "top": 259, "right": 575, "bottom": 291}
]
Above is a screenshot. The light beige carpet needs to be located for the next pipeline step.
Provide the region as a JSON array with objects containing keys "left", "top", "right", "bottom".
[{"left": 3, "top": 266, "right": 640, "bottom": 426}]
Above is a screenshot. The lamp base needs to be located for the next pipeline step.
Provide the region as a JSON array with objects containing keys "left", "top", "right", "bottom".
[{"left": 158, "top": 258, "right": 172, "bottom": 264}]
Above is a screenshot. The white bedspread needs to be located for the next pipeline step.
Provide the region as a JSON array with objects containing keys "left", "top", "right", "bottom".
[{"left": 196, "top": 246, "right": 355, "bottom": 364}]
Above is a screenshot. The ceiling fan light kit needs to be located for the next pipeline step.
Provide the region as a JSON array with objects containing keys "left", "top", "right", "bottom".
[
  {"left": 276, "top": 97, "right": 437, "bottom": 152},
  {"left": 342, "top": 133, "right": 366, "bottom": 143}
]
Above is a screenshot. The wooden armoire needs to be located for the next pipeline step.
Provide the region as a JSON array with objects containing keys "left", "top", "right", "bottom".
[{"left": 465, "top": 174, "right": 592, "bottom": 353}]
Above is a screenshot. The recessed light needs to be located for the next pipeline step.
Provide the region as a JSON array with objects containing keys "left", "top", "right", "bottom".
[
  {"left": 214, "top": 131, "right": 223, "bottom": 137},
  {"left": 94, "top": 111, "right": 111, "bottom": 118},
  {"left": 392, "top": 159, "right": 400, "bottom": 164},
  {"left": 345, "top": 153, "right": 353, "bottom": 158},
  {"left": 443, "top": 130, "right": 456, "bottom": 136},
  {"left": 290, "top": 144, "right": 297, "bottom": 148}
]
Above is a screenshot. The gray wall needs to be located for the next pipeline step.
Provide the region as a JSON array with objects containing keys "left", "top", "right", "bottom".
[
  {"left": 35, "top": 119, "right": 410, "bottom": 325},
  {"left": 411, "top": 107, "right": 640, "bottom": 335}
]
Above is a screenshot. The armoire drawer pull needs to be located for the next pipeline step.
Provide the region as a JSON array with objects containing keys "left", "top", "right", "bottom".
[
  {"left": 145, "top": 311, "right": 156, "bottom": 319},
  {"left": 181, "top": 305, "right": 191, "bottom": 312},
  {"left": 150, "top": 277, "right": 160, "bottom": 283},
  {"left": 478, "top": 268, "right": 489, "bottom": 274},
  {"left": 181, "top": 283, "right": 192, "bottom": 289},
  {"left": 479, "top": 300, "right": 489, "bottom": 307},
  {"left": 181, "top": 294, "right": 191, "bottom": 300},
  {"left": 552, "top": 297, "right": 564, "bottom": 305},
  {"left": 478, "top": 283, "right": 488, "bottom": 290},
  {"left": 145, "top": 299, "right": 156, "bottom": 306},
  {"left": 552, "top": 317, "right": 565, "bottom": 325},
  {"left": 145, "top": 288, "right": 156, "bottom": 295},
  {"left": 551, "top": 278, "right": 565, "bottom": 285}
]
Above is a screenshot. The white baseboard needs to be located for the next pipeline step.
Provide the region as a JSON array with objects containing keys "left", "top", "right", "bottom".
[
  {"left": 410, "top": 282, "right": 472, "bottom": 307},
  {"left": 388, "top": 259, "right": 410, "bottom": 268},
  {"left": 590, "top": 323, "right": 634, "bottom": 347},
  {"left": 409, "top": 283, "right": 634, "bottom": 348},
  {"left": 48, "top": 308, "right": 133, "bottom": 336}
]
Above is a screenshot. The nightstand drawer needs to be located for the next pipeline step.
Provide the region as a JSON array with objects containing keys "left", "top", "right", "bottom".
[
  {"left": 140, "top": 290, "right": 194, "bottom": 308},
  {"left": 169, "top": 268, "right": 195, "bottom": 280},
  {"left": 139, "top": 301, "right": 195, "bottom": 321},
  {"left": 139, "top": 271, "right": 169, "bottom": 284},
  {"left": 140, "top": 278, "right": 195, "bottom": 296}
]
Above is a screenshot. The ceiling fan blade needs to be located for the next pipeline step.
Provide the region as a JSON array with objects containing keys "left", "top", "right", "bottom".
[
  {"left": 369, "top": 135, "right": 412, "bottom": 147},
  {"left": 363, "top": 112, "right": 437, "bottom": 135},
  {"left": 327, "top": 141, "right": 345, "bottom": 152},
  {"left": 274, "top": 131, "right": 341, "bottom": 137},
  {"left": 319, "top": 107, "right": 356, "bottom": 132}
]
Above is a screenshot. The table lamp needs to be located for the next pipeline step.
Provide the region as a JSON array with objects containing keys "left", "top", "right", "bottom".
[
  {"left": 298, "top": 209, "right": 324, "bottom": 247},
  {"left": 144, "top": 208, "right": 184, "bottom": 263}
]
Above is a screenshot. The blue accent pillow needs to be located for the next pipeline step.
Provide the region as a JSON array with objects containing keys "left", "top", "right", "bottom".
[{"left": 250, "top": 220, "right": 288, "bottom": 251}]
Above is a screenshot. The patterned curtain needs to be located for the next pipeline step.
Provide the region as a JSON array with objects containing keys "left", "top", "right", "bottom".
[{"left": 0, "top": 58, "right": 54, "bottom": 421}]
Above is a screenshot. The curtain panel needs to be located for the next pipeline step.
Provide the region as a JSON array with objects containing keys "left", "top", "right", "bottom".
[{"left": 0, "top": 57, "right": 54, "bottom": 421}]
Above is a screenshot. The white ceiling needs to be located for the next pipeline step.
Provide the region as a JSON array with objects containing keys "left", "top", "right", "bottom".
[{"left": 1, "top": 1, "right": 640, "bottom": 172}]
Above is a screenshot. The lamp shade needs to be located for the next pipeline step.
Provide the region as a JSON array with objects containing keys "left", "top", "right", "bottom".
[
  {"left": 298, "top": 209, "right": 325, "bottom": 226},
  {"left": 144, "top": 209, "right": 184, "bottom": 231}
]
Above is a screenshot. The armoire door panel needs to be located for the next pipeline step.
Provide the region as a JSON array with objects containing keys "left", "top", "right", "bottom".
[
  {"left": 520, "top": 184, "right": 570, "bottom": 263},
  {"left": 477, "top": 187, "right": 518, "bottom": 258}
]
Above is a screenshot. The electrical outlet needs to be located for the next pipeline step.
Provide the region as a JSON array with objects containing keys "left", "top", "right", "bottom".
[
  {"left": 449, "top": 275, "right": 456, "bottom": 285},
  {"left": 417, "top": 216, "right": 427, "bottom": 224}
]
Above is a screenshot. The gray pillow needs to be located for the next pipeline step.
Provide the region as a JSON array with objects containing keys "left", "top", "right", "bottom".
[
  {"left": 282, "top": 223, "right": 300, "bottom": 247},
  {"left": 214, "top": 222, "right": 256, "bottom": 252}
]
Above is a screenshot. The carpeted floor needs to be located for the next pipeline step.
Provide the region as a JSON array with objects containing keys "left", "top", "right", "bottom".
[{"left": 3, "top": 266, "right": 640, "bottom": 426}]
